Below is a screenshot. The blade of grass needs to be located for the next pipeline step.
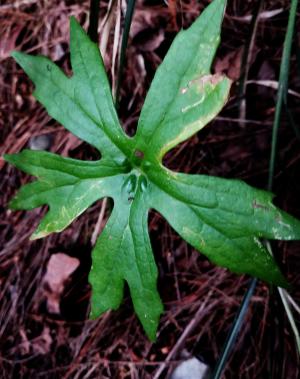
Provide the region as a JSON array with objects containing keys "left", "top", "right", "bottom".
[
  {"left": 88, "top": 0, "right": 101, "bottom": 43},
  {"left": 278, "top": 288, "right": 300, "bottom": 355},
  {"left": 264, "top": 241, "right": 300, "bottom": 356},
  {"left": 211, "top": 279, "right": 257, "bottom": 379},
  {"left": 267, "top": 0, "right": 299, "bottom": 359},
  {"left": 115, "top": 0, "right": 137, "bottom": 108},
  {"left": 212, "top": 1, "right": 299, "bottom": 377},
  {"left": 211, "top": 2, "right": 263, "bottom": 374},
  {"left": 268, "top": 0, "right": 298, "bottom": 190}
]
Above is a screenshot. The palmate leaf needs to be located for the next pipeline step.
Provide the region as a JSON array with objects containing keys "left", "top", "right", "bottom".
[{"left": 5, "top": 0, "right": 300, "bottom": 340}]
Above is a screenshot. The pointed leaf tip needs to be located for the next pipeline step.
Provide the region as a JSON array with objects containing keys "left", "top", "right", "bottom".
[
  {"left": 134, "top": 0, "right": 230, "bottom": 162},
  {"left": 69, "top": 15, "right": 91, "bottom": 44},
  {"left": 10, "top": 50, "right": 17, "bottom": 59},
  {"left": 3, "top": 153, "right": 11, "bottom": 163},
  {"left": 70, "top": 15, "right": 81, "bottom": 33},
  {"left": 3, "top": 153, "right": 20, "bottom": 166},
  {"left": 11, "top": 50, "right": 24, "bottom": 64},
  {"left": 69, "top": 15, "right": 77, "bottom": 24}
]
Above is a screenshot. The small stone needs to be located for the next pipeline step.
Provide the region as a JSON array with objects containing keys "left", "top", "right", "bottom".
[
  {"left": 29, "top": 134, "right": 52, "bottom": 151},
  {"left": 170, "top": 357, "right": 210, "bottom": 379}
]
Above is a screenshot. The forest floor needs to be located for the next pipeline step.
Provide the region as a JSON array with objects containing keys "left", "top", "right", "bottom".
[{"left": 1, "top": 0, "right": 300, "bottom": 378}]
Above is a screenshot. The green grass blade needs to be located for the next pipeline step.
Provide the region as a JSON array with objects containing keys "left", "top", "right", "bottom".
[
  {"left": 115, "top": 0, "right": 137, "bottom": 107},
  {"left": 88, "top": 0, "right": 101, "bottom": 43},
  {"left": 268, "top": 0, "right": 298, "bottom": 191},
  {"left": 212, "top": 1, "right": 299, "bottom": 376},
  {"left": 211, "top": 279, "right": 257, "bottom": 379}
]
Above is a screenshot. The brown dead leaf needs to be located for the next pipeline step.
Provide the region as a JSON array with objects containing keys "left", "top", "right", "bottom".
[
  {"left": 44, "top": 253, "right": 79, "bottom": 314},
  {"left": 214, "top": 48, "right": 243, "bottom": 81},
  {"left": 31, "top": 326, "right": 52, "bottom": 355}
]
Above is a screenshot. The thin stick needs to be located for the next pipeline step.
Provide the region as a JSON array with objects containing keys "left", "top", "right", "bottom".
[
  {"left": 99, "top": 0, "right": 117, "bottom": 57},
  {"left": 153, "top": 291, "right": 214, "bottom": 379},
  {"left": 238, "top": 0, "right": 263, "bottom": 127},
  {"left": 279, "top": 290, "right": 300, "bottom": 355}
]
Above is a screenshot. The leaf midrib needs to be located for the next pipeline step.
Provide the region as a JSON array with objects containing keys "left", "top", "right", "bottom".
[
  {"left": 19, "top": 159, "right": 126, "bottom": 180},
  {"left": 75, "top": 41, "right": 127, "bottom": 155},
  {"left": 150, "top": 178, "right": 258, "bottom": 257},
  {"left": 148, "top": 166, "right": 260, "bottom": 243}
]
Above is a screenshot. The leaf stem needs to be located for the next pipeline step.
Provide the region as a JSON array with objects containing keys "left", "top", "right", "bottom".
[
  {"left": 115, "top": 0, "right": 137, "bottom": 108},
  {"left": 88, "top": 0, "right": 101, "bottom": 43}
]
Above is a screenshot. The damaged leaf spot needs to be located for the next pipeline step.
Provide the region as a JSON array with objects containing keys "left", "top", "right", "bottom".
[
  {"left": 181, "top": 73, "right": 224, "bottom": 95},
  {"left": 134, "top": 149, "right": 144, "bottom": 159},
  {"left": 252, "top": 200, "right": 271, "bottom": 211},
  {"left": 180, "top": 73, "right": 226, "bottom": 113}
]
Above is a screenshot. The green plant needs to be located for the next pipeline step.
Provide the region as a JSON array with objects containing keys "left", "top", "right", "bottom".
[{"left": 5, "top": 0, "right": 300, "bottom": 340}]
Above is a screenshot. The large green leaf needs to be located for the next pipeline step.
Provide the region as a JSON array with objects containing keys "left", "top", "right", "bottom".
[
  {"left": 11, "top": 17, "right": 133, "bottom": 163},
  {"left": 147, "top": 166, "right": 300, "bottom": 287},
  {"left": 132, "top": 0, "right": 230, "bottom": 162},
  {"left": 89, "top": 173, "right": 163, "bottom": 340},
  {"left": 5, "top": 150, "right": 127, "bottom": 239},
  {"left": 5, "top": 0, "right": 300, "bottom": 340}
]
